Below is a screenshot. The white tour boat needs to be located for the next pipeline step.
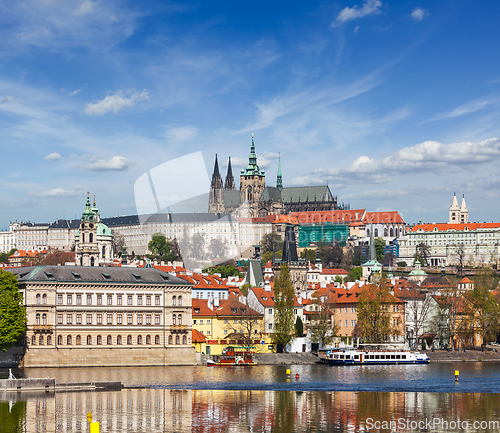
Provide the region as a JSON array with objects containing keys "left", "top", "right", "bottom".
[{"left": 326, "top": 345, "right": 430, "bottom": 365}]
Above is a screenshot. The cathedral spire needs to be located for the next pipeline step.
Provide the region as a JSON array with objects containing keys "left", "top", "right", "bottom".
[
  {"left": 241, "top": 133, "right": 264, "bottom": 177},
  {"left": 225, "top": 156, "right": 235, "bottom": 190},
  {"left": 276, "top": 153, "right": 283, "bottom": 191}
]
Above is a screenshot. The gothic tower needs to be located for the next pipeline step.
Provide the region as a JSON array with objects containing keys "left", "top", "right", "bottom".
[
  {"left": 75, "top": 192, "right": 99, "bottom": 266},
  {"left": 209, "top": 154, "right": 224, "bottom": 213},
  {"left": 224, "top": 156, "right": 235, "bottom": 191},
  {"left": 239, "top": 134, "right": 266, "bottom": 215},
  {"left": 460, "top": 194, "right": 468, "bottom": 223},
  {"left": 276, "top": 153, "right": 283, "bottom": 192}
]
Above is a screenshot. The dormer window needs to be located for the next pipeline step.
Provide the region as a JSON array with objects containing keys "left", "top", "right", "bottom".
[
  {"left": 132, "top": 273, "right": 142, "bottom": 281},
  {"left": 71, "top": 272, "right": 81, "bottom": 280},
  {"left": 102, "top": 273, "right": 111, "bottom": 280}
]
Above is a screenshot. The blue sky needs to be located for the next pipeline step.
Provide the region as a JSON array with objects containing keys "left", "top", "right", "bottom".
[{"left": 1, "top": 0, "right": 500, "bottom": 230}]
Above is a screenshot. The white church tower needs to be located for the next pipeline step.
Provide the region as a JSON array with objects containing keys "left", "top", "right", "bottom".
[{"left": 449, "top": 193, "right": 468, "bottom": 224}]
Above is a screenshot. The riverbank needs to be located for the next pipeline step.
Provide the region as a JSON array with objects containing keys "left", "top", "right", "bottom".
[{"left": 426, "top": 348, "right": 500, "bottom": 362}]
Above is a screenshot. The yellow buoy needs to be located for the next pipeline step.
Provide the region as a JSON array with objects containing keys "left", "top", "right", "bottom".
[
  {"left": 286, "top": 369, "right": 291, "bottom": 375},
  {"left": 455, "top": 370, "right": 459, "bottom": 381}
]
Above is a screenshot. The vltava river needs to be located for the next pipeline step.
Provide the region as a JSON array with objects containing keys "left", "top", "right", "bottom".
[{"left": 2, "top": 364, "right": 500, "bottom": 432}]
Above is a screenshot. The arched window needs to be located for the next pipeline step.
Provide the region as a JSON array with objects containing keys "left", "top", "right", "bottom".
[
  {"left": 58, "top": 335, "right": 62, "bottom": 345},
  {"left": 146, "top": 335, "right": 151, "bottom": 345},
  {"left": 384, "top": 228, "right": 388, "bottom": 237},
  {"left": 47, "top": 336, "right": 52, "bottom": 345},
  {"left": 178, "top": 314, "right": 182, "bottom": 325},
  {"left": 87, "top": 335, "right": 92, "bottom": 345},
  {"left": 168, "top": 335, "right": 173, "bottom": 345},
  {"left": 178, "top": 296, "right": 182, "bottom": 306},
  {"left": 82, "top": 233, "right": 85, "bottom": 243},
  {"left": 102, "top": 246, "right": 106, "bottom": 258},
  {"left": 374, "top": 229, "right": 379, "bottom": 237},
  {"left": 172, "top": 296, "right": 176, "bottom": 306},
  {"left": 137, "top": 335, "right": 142, "bottom": 345},
  {"left": 127, "top": 335, "right": 132, "bottom": 345},
  {"left": 390, "top": 227, "right": 394, "bottom": 237},
  {"left": 42, "top": 294, "right": 47, "bottom": 304},
  {"left": 155, "top": 335, "right": 160, "bottom": 345},
  {"left": 182, "top": 335, "right": 187, "bottom": 345},
  {"left": 366, "top": 229, "right": 370, "bottom": 237},
  {"left": 89, "top": 233, "right": 93, "bottom": 243},
  {"left": 42, "top": 314, "right": 47, "bottom": 325},
  {"left": 175, "top": 335, "right": 180, "bottom": 345},
  {"left": 31, "top": 335, "right": 36, "bottom": 345},
  {"left": 36, "top": 294, "right": 41, "bottom": 304},
  {"left": 76, "top": 335, "right": 81, "bottom": 345},
  {"left": 39, "top": 335, "right": 44, "bottom": 345},
  {"left": 172, "top": 314, "right": 176, "bottom": 325},
  {"left": 97, "top": 335, "right": 102, "bottom": 345},
  {"left": 107, "top": 335, "right": 112, "bottom": 345},
  {"left": 67, "top": 335, "right": 72, "bottom": 345},
  {"left": 36, "top": 313, "right": 40, "bottom": 325},
  {"left": 91, "top": 257, "right": 95, "bottom": 267},
  {"left": 395, "top": 228, "right": 398, "bottom": 237},
  {"left": 117, "top": 335, "right": 122, "bottom": 345}
]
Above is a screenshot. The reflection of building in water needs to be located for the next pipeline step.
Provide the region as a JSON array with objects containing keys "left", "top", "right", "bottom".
[{"left": 23, "top": 389, "right": 192, "bottom": 433}]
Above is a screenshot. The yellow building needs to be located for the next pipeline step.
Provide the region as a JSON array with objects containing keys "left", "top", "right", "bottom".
[{"left": 192, "top": 296, "right": 274, "bottom": 355}]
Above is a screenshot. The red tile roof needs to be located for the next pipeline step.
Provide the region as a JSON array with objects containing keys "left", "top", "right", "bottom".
[
  {"left": 273, "top": 215, "right": 299, "bottom": 225},
  {"left": 460, "top": 277, "right": 473, "bottom": 284},
  {"left": 364, "top": 211, "right": 405, "bottom": 224},
  {"left": 236, "top": 214, "right": 279, "bottom": 223},
  {"left": 192, "top": 298, "right": 217, "bottom": 316},
  {"left": 192, "top": 329, "right": 206, "bottom": 343},
  {"left": 290, "top": 209, "right": 365, "bottom": 225},
  {"left": 322, "top": 268, "right": 349, "bottom": 275},
  {"left": 408, "top": 222, "right": 500, "bottom": 232}
]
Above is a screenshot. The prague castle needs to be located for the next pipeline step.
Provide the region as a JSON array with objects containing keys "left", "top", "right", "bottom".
[{"left": 208, "top": 135, "right": 345, "bottom": 217}]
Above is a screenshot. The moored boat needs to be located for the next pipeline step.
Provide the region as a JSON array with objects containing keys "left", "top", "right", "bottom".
[
  {"left": 326, "top": 345, "right": 429, "bottom": 365},
  {"left": 206, "top": 346, "right": 257, "bottom": 366}
]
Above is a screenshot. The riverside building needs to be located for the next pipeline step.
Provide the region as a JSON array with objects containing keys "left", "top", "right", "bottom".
[{"left": 8, "top": 266, "right": 197, "bottom": 367}]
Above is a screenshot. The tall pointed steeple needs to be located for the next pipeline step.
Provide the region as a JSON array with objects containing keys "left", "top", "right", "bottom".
[
  {"left": 209, "top": 154, "right": 224, "bottom": 213},
  {"left": 460, "top": 194, "right": 468, "bottom": 223},
  {"left": 276, "top": 153, "right": 283, "bottom": 191},
  {"left": 449, "top": 192, "right": 460, "bottom": 224},
  {"left": 241, "top": 133, "right": 264, "bottom": 176},
  {"left": 224, "top": 156, "right": 235, "bottom": 190}
]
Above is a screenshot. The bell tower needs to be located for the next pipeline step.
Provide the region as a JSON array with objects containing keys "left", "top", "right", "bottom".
[
  {"left": 75, "top": 192, "right": 99, "bottom": 266},
  {"left": 239, "top": 134, "right": 266, "bottom": 214}
]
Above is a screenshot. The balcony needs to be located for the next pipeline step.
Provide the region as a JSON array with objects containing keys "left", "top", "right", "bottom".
[
  {"left": 33, "top": 325, "right": 53, "bottom": 332},
  {"left": 170, "top": 325, "right": 188, "bottom": 332}
]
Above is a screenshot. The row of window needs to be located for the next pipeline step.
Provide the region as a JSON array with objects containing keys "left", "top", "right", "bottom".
[
  {"left": 30, "top": 334, "right": 187, "bottom": 346},
  {"left": 52, "top": 294, "right": 171, "bottom": 306},
  {"left": 49, "top": 312, "right": 181, "bottom": 326}
]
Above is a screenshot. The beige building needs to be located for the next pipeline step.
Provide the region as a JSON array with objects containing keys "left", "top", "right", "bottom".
[{"left": 9, "top": 266, "right": 198, "bottom": 367}]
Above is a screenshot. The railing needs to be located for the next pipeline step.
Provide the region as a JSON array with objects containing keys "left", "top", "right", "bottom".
[
  {"left": 33, "top": 325, "right": 53, "bottom": 332},
  {"left": 170, "top": 325, "right": 188, "bottom": 331}
]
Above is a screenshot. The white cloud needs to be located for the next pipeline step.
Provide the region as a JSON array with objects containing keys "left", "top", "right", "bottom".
[
  {"left": 333, "top": 0, "right": 382, "bottom": 26},
  {"left": 74, "top": 0, "right": 95, "bottom": 16},
  {"left": 410, "top": 7, "right": 427, "bottom": 21},
  {"left": 84, "top": 90, "right": 149, "bottom": 115},
  {"left": 165, "top": 126, "right": 198, "bottom": 143},
  {"left": 308, "top": 138, "right": 500, "bottom": 185},
  {"left": 0, "top": 96, "right": 15, "bottom": 103},
  {"left": 69, "top": 89, "right": 81, "bottom": 97},
  {"left": 30, "top": 187, "right": 82, "bottom": 197},
  {"left": 44, "top": 152, "right": 61, "bottom": 161},
  {"left": 82, "top": 155, "right": 133, "bottom": 171}
]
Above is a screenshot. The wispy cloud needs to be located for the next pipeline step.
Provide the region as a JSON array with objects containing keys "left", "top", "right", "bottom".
[
  {"left": 410, "top": 7, "right": 427, "bottom": 21},
  {"left": 84, "top": 90, "right": 149, "bottom": 115},
  {"left": 165, "top": 126, "right": 198, "bottom": 143},
  {"left": 332, "top": 0, "right": 382, "bottom": 27},
  {"left": 44, "top": 153, "right": 61, "bottom": 161},
  {"left": 430, "top": 97, "right": 500, "bottom": 121},
  {"left": 74, "top": 0, "right": 95, "bottom": 16},
  {"left": 29, "top": 187, "right": 83, "bottom": 198},
  {"left": 69, "top": 89, "right": 81, "bottom": 97},
  {"left": 82, "top": 156, "right": 133, "bottom": 171}
]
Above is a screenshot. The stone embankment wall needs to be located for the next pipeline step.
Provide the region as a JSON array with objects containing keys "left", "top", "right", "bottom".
[
  {"left": 426, "top": 348, "right": 500, "bottom": 362},
  {"left": 23, "top": 347, "right": 200, "bottom": 367}
]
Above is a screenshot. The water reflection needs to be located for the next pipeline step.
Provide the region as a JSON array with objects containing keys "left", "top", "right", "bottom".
[{"left": 2, "top": 389, "right": 500, "bottom": 432}]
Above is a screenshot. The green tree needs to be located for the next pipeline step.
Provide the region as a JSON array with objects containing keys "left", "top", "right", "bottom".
[
  {"left": 355, "top": 286, "right": 399, "bottom": 344},
  {"left": 334, "top": 275, "right": 343, "bottom": 284},
  {"left": 260, "top": 232, "right": 283, "bottom": 257},
  {"left": 374, "top": 237, "right": 385, "bottom": 263},
  {"left": 295, "top": 316, "right": 304, "bottom": 337},
  {"left": 148, "top": 233, "right": 176, "bottom": 262},
  {"left": 352, "top": 247, "right": 364, "bottom": 266},
  {"left": 345, "top": 266, "right": 362, "bottom": 282},
  {"left": 300, "top": 248, "right": 317, "bottom": 262},
  {"left": 469, "top": 268, "right": 500, "bottom": 344},
  {"left": 0, "top": 248, "right": 16, "bottom": 264},
  {"left": 308, "top": 291, "right": 340, "bottom": 348},
  {"left": 0, "top": 270, "right": 27, "bottom": 351},
  {"left": 202, "top": 264, "right": 244, "bottom": 279},
  {"left": 208, "top": 238, "right": 228, "bottom": 259},
  {"left": 273, "top": 263, "right": 296, "bottom": 350},
  {"left": 415, "top": 242, "right": 431, "bottom": 266},
  {"left": 189, "top": 233, "right": 206, "bottom": 260}
]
